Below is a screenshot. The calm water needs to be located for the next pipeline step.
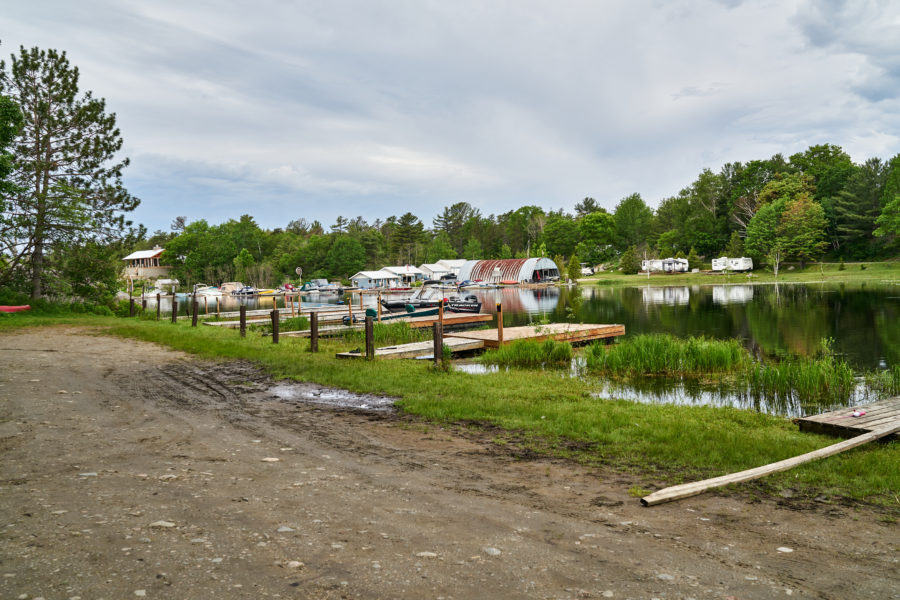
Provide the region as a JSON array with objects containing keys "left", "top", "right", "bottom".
[{"left": 463, "top": 282, "right": 899, "bottom": 371}]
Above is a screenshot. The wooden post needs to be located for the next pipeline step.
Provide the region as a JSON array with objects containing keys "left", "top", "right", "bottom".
[
  {"left": 204, "top": 296, "right": 208, "bottom": 315},
  {"left": 156, "top": 293, "right": 161, "bottom": 321},
  {"left": 310, "top": 311, "right": 318, "bottom": 352},
  {"left": 348, "top": 294, "right": 353, "bottom": 322},
  {"left": 290, "top": 294, "right": 295, "bottom": 317},
  {"left": 216, "top": 296, "right": 220, "bottom": 317},
  {"left": 377, "top": 291, "right": 382, "bottom": 322},
  {"left": 496, "top": 302, "right": 503, "bottom": 346},
  {"left": 129, "top": 298, "right": 135, "bottom": 317},
  {"left": 239, "top": 305, "right": 246, "bottom": 338},
  {"left": 271, "top": 309, "right": 279, "bottom": 343},
  {"left": 141, "top": 297, "right": 147, "bottom": 313},
  {"left": 433, "top": 322, "right": 443, "bottom": 366},
  {"left": 439, "top": 298, "right": 444, "bottom": 328},
  {"left": 359, "top": 291, "right": 364, "bottom": 311},
  {"left": 273, "top": 296, "right": 277, "bottom": 312},
  {"left": 191, "top": 299, "right": 198, "bottom": 327},
  {"left": 171, "top": 296, "right": 178, "bottom": 323},
  {"left": 365, "top": 316, "right": 374, "bottom": 360}
]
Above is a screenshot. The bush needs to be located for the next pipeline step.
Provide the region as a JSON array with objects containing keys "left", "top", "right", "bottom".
[{"left": 479, "top": 339, "right": 573, "bottom": 368}]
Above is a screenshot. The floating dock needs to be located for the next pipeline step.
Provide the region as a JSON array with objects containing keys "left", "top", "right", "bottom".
[
  {"left": 278, "top": 312, "right": 492, "bottom": 338},
  {"left": 796, "top": 396, "right": 900, "bottom": 438},
  {"left": 336, "top": 322, "right": 625, "bottom": 359}
]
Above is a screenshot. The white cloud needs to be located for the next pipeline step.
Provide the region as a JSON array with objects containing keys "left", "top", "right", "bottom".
[{"left": 2, "top": 0, "right": 899, "bottom": 231}]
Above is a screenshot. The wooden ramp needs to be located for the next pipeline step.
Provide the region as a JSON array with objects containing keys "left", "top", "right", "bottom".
[
  {"left": 796, "top": 396, "right": 900, "bottom": 438},
  {"left": 336, "top": 336, "right": 485, "bottom": 359},
  {"left": 452, "top": 323, "right": 625, "bottom": 349}
]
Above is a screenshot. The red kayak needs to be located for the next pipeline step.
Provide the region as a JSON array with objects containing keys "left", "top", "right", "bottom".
[{"left": 0, "top": 305, "right": 31, "bottom": 313}]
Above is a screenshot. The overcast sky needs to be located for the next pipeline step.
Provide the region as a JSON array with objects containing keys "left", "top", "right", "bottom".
[{"left": 3, "top": 0, "right": 899, "bottom": 233}]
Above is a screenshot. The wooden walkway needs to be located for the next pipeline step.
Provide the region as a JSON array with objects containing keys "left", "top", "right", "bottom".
[
  {"left": 336, "top": 322, "right": 626, "bottom": 359},
  {"left": 260, "top": 313, "right": 493, "bottom": 338},
  {"left": 452, "top": 323, "right": 625, "bottom": 349},
  {"left": 796, "top": 396, "right": 900, "bottom": 438}
]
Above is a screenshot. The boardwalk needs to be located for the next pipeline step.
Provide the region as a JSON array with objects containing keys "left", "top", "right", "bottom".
[
  {"left": 796, "top": 396, "right": 900, "bottom": 438},
  {"left": 452, "top": 323, "right": 625, "bottom": 349}
]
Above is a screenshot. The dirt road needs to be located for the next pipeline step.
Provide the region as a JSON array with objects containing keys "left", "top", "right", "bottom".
[{"left": 1, "top": 328, "right": 897, "bottom": 599}]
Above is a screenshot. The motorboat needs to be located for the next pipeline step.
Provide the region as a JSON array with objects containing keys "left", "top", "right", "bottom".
[
  {"left": 381, "top": 285, "right": 481, "bottom": 314},
  {"left": 231, "top": 285, "right": 259, "bottom": 296},
  {"left": 192, "top": 284, "right": 222, "bottom": 296},
  {"left": 219, "top": 282, "right": 244, "bottom": 295},
  {"left": 256, "top": 288, "right": 279, "bottom": 296}
]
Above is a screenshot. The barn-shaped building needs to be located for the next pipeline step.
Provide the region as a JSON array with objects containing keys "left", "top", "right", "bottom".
[{"left": 457, "top": 258, "right": 560, "bottom": 283}]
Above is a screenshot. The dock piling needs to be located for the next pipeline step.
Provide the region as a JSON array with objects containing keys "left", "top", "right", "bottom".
[
  {"left": 171, "top": 296, "right": 178, "bottom": 323},
  {"left": 271, "top": 309, "right": 279, "bottom": 343},
  {"left": 129, "top": 298, "right": 135, "bottom": 317},
  {"left": 239, "top": 305, "right": 246, "bottom": 338},
  {"left": 156, "top": 293, "right": 161, "bottom": 321},
  {"left": 433, "top": 322, "right": 443, "bottom": 366},
  {"left": 496, "top": 302, "right": 503, "bottom": 346},
  {"left": 365, "top": 316, "right": 375, "bottom": 360},
  {"left": 310, "top": 312, "right": 319, "bottom": 352},
  {"left": 191, "top": 298, "right": 199, "bottom": 327}
]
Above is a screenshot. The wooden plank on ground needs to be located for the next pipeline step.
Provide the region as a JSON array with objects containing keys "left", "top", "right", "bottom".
[
  {"left": 336, "top": 336, "right": 485, "bottom": 359},
  {"left": 641, "top": 421, "right": 900, "bottom": 506},
  {"left": 797, "top": 396, "right": 900, "bottom": 438}
]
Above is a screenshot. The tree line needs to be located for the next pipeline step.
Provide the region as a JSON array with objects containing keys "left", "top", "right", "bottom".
[{"left": 2, "top": 45, "right": 899, "bottom": 300}]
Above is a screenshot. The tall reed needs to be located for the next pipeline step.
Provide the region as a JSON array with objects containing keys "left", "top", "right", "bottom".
[
  {"left": 340, "top": 321, "right": 430, "bottom": 346},
  {"left": 480, "top": 339, "right": 573, "bottom": 368},
  {"left": 584, "top": 334, "right": 750, "bottom": 376}
]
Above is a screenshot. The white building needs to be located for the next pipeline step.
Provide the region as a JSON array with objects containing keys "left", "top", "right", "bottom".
[
  {"left": 418, "top": 263, "right": 452, "bottom": 280},
  {"left": 382, "top": 265, "right": 426, "bottom": 284},
  {"left": 122, "top": 246, "right": 171, "bottom": 280},
  {"left": 350, "top": 270, "right": 401, "bottom": 289},
  {"left": 436, "top": 259, "right": 467, "bottom": 277}
]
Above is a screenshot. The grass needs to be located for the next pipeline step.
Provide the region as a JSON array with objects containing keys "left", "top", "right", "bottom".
[
  {"left": 584, "top": 334, "right": 750, "bottom": 376},
  {"left": 479, "top": 339, "right": 573, "bottom": 368},
  {"left": 2, "top": 311, "right": 899, "bottom": 509},
  {"left": 746, "top": 353, "right": 856, "bottom": 408},
  {"left": 339, "top": 321, "right": 431, "bottom": 346},
  {"left": 583, "top": 260, "right": 900, "bottom": 287}
]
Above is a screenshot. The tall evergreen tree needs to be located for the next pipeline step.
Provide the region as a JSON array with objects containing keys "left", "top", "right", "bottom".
[
  {"left": 832, "top": 158, "right": 885, "bottom": 257},
  {"left": 0, "top": 46, "right": 139, "bottom": 298}
]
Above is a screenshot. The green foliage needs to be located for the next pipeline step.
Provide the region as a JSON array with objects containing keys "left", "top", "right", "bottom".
[
  {"left": 723, "top": 231, "right": 744, "bottom": 257},
  {"left": 613, "top": 193, "right": 653, "bottom": 251},
  {"left": 618, "top": 245, "right": 642, "bottom": 274},
  {"left": 567, "top": 254, "right": 581, "bottom": 282},
  {"left": 463, "top": 237, "right": 483, "bottom": 259},
  {"left": 746, "top": 341, "right": 856, "bottom": 407},
  {"left": 874, "top": 195, "right": 900, "bottom": 240},
  {"left": 340, "top": 321, "right": 430, "bottom": 347},
  {"left": 777, "top": 193, "right": 828, "bottom": 267},
  {"left": 686, "top": 247, "right": 701, "bottom": 271},
  {"left": 542, "top": 213, "right": 579, "bottom": 258},
  {"left": 326, "top": 235, "right": 366, "bottom": 279},
  {"left": 425, "top": 231, "right": 457, "bottom": 262},
  {"left": 480, "top": 339, "right": 573, "bottom": 368}
]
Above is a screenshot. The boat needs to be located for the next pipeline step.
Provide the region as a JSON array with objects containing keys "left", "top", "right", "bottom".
[
  {"left": 343, "top": 305, "right": 440, "bottom": 324},
  {"left": 256, "top": 288, "right": 279, "bottom": 296},
  {"left": 193, "top": 284, "right": 222, "bottom": 296},
  {"left": 219, "top": 282, "right": 244, "bottom": 295},
  {"left": 311, "top": 278, "right": 344, "bottom": 294},
  {"left": 0, "top": 305, "right": 31, "bottom": 313},
  {"left": 231, "top": 285, "right": 259, "bottom": 296},
  {"left": 381, "top": 285, "right": 481, "bottom": 314}
]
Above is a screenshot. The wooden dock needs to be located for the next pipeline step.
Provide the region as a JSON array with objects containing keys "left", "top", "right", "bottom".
[
  {"left": 796, "top": 396, "right": 900, "bottom": 438},
  {"left": 336, "top": 322, "right": 625, "bottom": 359},
  {"left": 336, "top": 337, "right": 486, "bottom": 359},
  {"left": 258, "top": 312, "right": 493, "bottom": 338},
  {"left": 452, "top": 323, "right": 625, "bottom": 349}
]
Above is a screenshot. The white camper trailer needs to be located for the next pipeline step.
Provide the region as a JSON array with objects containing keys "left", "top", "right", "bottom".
[{"left": 712, "top": 256, "right": 753, "bottom": 272}]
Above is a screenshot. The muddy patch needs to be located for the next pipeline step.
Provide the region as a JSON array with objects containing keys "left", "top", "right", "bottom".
[{"left": 268, "top": 381, "right": 396, "bottom": 411}]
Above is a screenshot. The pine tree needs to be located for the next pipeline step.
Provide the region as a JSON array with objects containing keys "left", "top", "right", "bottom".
[{"left": 0, "top": 47, "right": 139, "bottom": 298}]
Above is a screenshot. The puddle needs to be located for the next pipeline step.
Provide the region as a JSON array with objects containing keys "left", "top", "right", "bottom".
[{"left": 268, "top": 382, "right": 395, "bottom": 412}]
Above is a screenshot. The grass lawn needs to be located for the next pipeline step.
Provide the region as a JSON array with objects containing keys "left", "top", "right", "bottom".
[
  {"left": 2, "top": 309, "right": 898, "bottom": 510},
  {"left": 583, "top": 260, "right": 900, "bottom": 286}
]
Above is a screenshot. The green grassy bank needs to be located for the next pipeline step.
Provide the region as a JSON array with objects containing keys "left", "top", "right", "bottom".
[
  {"left": 2, "top": 311, "right": 898, "bottom": 510},
  {"left": 584, "top": 260, "right": 900, "bottom": 286}
]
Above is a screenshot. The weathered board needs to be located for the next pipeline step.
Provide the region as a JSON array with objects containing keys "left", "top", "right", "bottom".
[
  {"left": 796, "top": 396, "right": 900, "bottom": 438},
  {"left": 336, "top": 336, "right": 486, "bottom": 359},
  {"left": 450, "top": 323, "right": 625, "bottom": 349}
]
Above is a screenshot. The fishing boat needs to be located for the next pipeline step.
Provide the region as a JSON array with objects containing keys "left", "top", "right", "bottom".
[
  {"left": 381, "top": 285, "right": 481, "bottom": 313},
  {"left": 343, "top": 305, "right": 440, "bottom": 324}
]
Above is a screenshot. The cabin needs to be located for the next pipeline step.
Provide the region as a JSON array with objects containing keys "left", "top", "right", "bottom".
[
  {"left": 457, "top": 258, "right": 560, "bottom": 283},
  {"left": 350, "top": 270, "right": 402, "bottom": 289},
  {"left": 641, "top": 257, "right": 689, "bottom": 273},
  {"left": 122, "top": 246, "right": 171, "bottom": 280},
  {"left": 711, "top": 257, "right": 754, "bottom": 272},
  {"left": 418, "top": 263, "right": 452, "bottom": 280},
  {"left": 382, "top": 265, "right": 426, "bottom": 284}
]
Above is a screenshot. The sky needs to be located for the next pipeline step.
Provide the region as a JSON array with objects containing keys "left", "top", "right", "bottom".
[{"left": 2, "top": 0, "right": 899, "bottom": 234}]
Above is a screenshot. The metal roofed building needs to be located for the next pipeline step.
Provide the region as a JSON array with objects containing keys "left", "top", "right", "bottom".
[
  {"left": 457, "top": 258, "right": 560, "bottom": 283},
  {"left": 382, "top": 265, "right": 426, "bottom": 284},
  {"left": 350, "top": 270, "right": 402, "bottom": 289},
  {"left": 122, "top": 246, "right": 171, "bottom": 280}
]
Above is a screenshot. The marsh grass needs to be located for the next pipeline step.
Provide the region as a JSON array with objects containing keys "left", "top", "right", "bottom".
[
  {"left": 584, "top": 334, "right": 750, "bottom": 376},
  {"left": 251, "top": 315, "right": 309, "bottom": 334},
  {"left": 864, "top": 365, "right": 900, "bottom": 397},
  {"left": 479, "top": 339, "right": 573, "bottom": 368},
  {"left": 746, "top": 354, "right": 856, "bottom": 407}
]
